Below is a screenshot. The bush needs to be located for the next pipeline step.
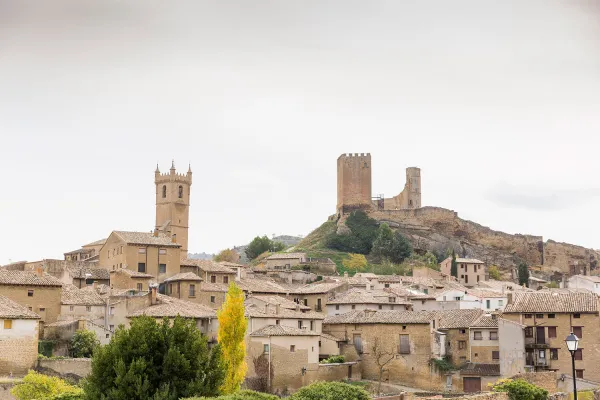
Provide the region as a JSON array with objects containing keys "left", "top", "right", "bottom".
[
  {"left": 11, "top": 371, "right": 82, "bottom": 400},
  {"left": 321, "top": 355, "right": 345, "bottom": 364},
  {"left": 341, "top": 254, "right": 367, "bottom": 272},
  {"left": 246, "top": 236, "right": 286, "bottom": 260},
  {"left": 492, "top": 378, "right": 548, "bottom": 400},
  {"left": 326, "top": 211, "right": 378, "bottom": 254},
  {"left": 186, "top": 390, "right": 278, "bottom": 400},
  {"left": 48, "top": 394, "right": 85, "bottom": 400},
  {"left": 289, "top": 381, "right": 370, "bottom": 400},
  {"left": 70, "top": 329, "right": 99, "bottom": 358},
  {"left": 488, "top": 265, "right": 501, "bottom": 280}
]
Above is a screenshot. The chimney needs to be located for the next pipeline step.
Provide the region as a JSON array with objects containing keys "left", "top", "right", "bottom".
[
  {"left": 34, "top": 265, "right": 44, "bottom": 277},
  {"left": 364, "top": 309, "right": 376, "bottom": 318},
  {"left": 506, "top": 292, "right": 513, "bottom": 305},
  {"left": 93, "top": 281, "right": 98, "bottom": 291},
  {"left": 150, "top": 284, "right": 158, "bottom": 305},
  {"left": 276, "top": 304, "right": 281, "bottom": 314},
  {"left": 172, "top": 234, "right": 177, "bottom": 243},
  {"left": 153, "top": 229, "right": 159, "bottom": 237}
]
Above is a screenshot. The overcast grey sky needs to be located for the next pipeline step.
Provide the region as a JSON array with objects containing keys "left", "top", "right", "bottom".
[{"left": 1, "top": 0, "right": 599, "bottom": 264}]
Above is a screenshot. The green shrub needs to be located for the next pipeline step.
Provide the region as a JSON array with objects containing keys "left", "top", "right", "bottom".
[
  {"left": 289, "top": 381, "right": 370, "bottom": 400},
  {"left": 11, "top": 371, "right": 82, "bottom": 400},
  {"left": 47, "top": 393, "right": 86, "bottom": 400},
  {"left": 326, "top": 211, "right": 378, "bottom": 254},
  {"left": 492, "top": 378, "right": 548, "bottom": 400},
  {"left": 185, "top": 390, "right": 279, "bottom": 400},
  {"left": 70, "top": 329, "right": 99, "bottom": 358},
  {"left": 38, "top": 341, "right": 54, "bottom": 358},
  {"left": 321, "top": 355, "right": 345, "bottom": 364}
]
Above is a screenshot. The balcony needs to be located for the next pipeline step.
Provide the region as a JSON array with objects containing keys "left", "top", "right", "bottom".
[{"left": 525, "top": 341, "right": 549, "bottom": 349}]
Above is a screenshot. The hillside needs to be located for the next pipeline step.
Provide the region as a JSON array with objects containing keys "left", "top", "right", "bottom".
[{"left": 299, "top": 207, "right": 599, "bottom": 276}]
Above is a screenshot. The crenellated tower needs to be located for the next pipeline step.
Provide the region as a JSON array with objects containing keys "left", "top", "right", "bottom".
[
  {"left": 155, "top": 161, "right": 192, "bottom": 257},
  {"left": 337, "top": 153, "right": 372, "bottom": 215}
]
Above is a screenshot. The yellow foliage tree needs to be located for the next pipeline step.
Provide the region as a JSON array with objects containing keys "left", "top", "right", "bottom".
[
  {"left": 11, "top": 370, "right": 82, "bottom": 400},
  {"left": 343, "top": 253, "right": 368, "bottom": 272},
  {"left": 214, "top": 248, "right": 240, "bottom": 263},
  {"left": 488, "top": 265, "right": 501, "bottom": 280},
  {"left": 217, "top": 282, "right": 248, "bottom": 394}
]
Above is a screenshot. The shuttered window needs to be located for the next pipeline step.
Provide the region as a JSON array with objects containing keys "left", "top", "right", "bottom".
[{"left": 399, "top": 334, "right": 410, "bottom": 354}]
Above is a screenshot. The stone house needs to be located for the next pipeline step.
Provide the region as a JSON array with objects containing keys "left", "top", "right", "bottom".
[
  {"left": 502, "top": 290, "right": 600, "bottom": 382},
  {"left": 440, "top": 258, "right": 486, "bottom": 286},
  {"left": 105, "top": 288, "right": 153, "bottom": 332},
  {"left": 323, "top": 310, "right": 448, "bottom": 390},
  {"left": 180, "top": 259, "right": 236, "bottom": 284},
  {"left": 60, "top": 285, "right": 106, "bottom": 326},
  {"left": 164, "top": 272, "right": 204, "bottom": 302},
  {"left": 459, "top": 363, "right": 500, "bottom": 393},
  {"left": 436, "top": 309, "right": 484, "bottom": 368},
  {"left": 245, "top": 303, "right": 325, "bottom": 335},
  {"left": 290, "top": 282, "right": 348, "bottom": 313},
  {"left": 326, "top": 289, "right": 413, "bottom": 316},
  {"left": 64, "top": 238, "right": 106, "bottom": 261},
  {"left": 264, "top": 253, "right": 307, "bottom": 270},
  {"left": 498, "top": 317, "right": 526, "bottom": 377},
  {"left": 195, "top": 282, "right": 228, "bottom": 310},
  {"left": 246, "top": 294, "right": 311, "bottom": 313},
  {"left": 567, "top": 275, "right": 600, "bottom": 294},
  {"left": 434, "top": 289, "right": 507, "bottom": 312},
  {"left": 0, "top": 269, "right": 63, "bottom": 331},
  {"left": 0, "top": 295, "right": 40, "bottom": 376},
  {"left": 109, "top": 268, "right": 154, "bottom": 291},
  {"left": 98, "top": 230, "right": 182, "bottom": 283},
  {"left": 23, "top": 259, "right": 109, "bottom": 288},
  {"left": 468, "top": 314, "right": 500, "bottom": 365}
]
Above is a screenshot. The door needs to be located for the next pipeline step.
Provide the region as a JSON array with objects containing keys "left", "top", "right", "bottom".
[
  {"left": 536, "top": 327, "right": 545, "bottom": 344},
  {"left": 465, "top": 275, "right": 469, "bottom": 284},
  {"left": 463, "top": 377, "right": 481, "bottom": 393},
  {"left": 348, "top": 365, "right": 352, "bottom": 379},
  {"left": 353, "top": 334, "right": 363, "bottom": 354}
]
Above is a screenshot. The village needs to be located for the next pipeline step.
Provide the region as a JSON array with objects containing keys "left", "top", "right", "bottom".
[{"left": 1, "top": 156, "right": 599, "bottom": 400}]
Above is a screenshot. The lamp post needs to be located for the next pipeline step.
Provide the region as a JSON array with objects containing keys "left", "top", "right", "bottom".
[{"left": 565, "top": 332, "right": 579, "bottom": 400}]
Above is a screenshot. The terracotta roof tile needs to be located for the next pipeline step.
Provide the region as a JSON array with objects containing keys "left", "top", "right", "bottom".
[
  {"left": 245, "top": 303, "right": 324, "bottom": 320},
  {"left": 329, "top": 289, "right": 412, "bottom": 306},
  {"left": 110, "top": 269, "right": 154, "bottom": 279},
  {"left": 470, "top": 314, "right": 499, "bottom": 328},
  {"left": 128, "top": 295, "right": 216, "bottom": 319},
  {"left": 292, "top": 282, "right": 346, "bottom": 294},
  {"left": 181, "top": 259, "right": 236, "bottom": 273},
  {"left": 62, "top": 286, "right": 106, "bottom": 306},
  {"left": 456, "top": 258, "right": 484, "bottom": 264},
  {"left": 460, "top": 363, "right": 500, "bottom": 376},
  {"left": 0, "top": 270, "right": 63, "bottom": 287},
  {"left": 247, "top": 295, "right": 311, "bottom": 310},
  {"left": 265, "top": 253, "right": 306, "bottom": 260},
  {"left": 250, "top": 324, "right": 320, "bottom": 337},
  {"left": 67, "top": 265, "right": 110, "bottom": 280},
  {"left": 113, "top": 231, "right": 180, "bottom": 247},
  {"left": 503, "top": 291, "right": 599, "bottom": 313},
  {"left": 164, "top": 272, "right": 203, "bottom": 282},
  {"left": 0, "top": 295, "right": 40, "bottom": 319},
  {"left": 436, "top": 310, "right": 484, "bottom": 329},
  {"left": 324, "top": 310, "right": 435, "bottom": 325}
]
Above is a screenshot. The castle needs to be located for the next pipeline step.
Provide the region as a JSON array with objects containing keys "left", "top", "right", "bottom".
[{"left": 336, "top": 153, "right": 421, "bottom": 215}]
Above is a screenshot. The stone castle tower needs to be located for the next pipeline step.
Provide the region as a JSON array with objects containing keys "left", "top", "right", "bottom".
[
  {"left": 155, "top": 161, "right": 192, "bottom": 257},
  {"left": 336, "top": 153, "right": 421, "bottom": 214},
  {"left": 337, "top": 153, "right": 372, "bottom": 214}
]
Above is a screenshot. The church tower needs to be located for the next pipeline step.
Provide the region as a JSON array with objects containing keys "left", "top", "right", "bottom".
[{"left": 155, "top": 161, "right": 192, "bottom": 258}]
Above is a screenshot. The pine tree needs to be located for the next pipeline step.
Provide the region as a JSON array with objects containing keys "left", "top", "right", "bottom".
[
  {"left": 451, "top": 250, "right": 458, "bottom": 278},
  {"left": 371, "top": 223, "right": 394, "bottom": 262},
  {"left": 218, "top": 282, "right": 248, "bottom": 394},
  {"left": 518, "top": 262, "right": 530, "bottom": 287}
]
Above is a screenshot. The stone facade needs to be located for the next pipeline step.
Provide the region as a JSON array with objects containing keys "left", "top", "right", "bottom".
[
  {"left": 0, "top": 285, "right": 61, "bottom": 327},
  {"left": 0, "top": 319, "right": 39, "bottom": 376},
  {"left": 109, "top": 269, "right": 152, "bottom": 291},
  {"left": 445, "top": 327, "right": 470, "bottom": 366},
  {"left": 38, "top": 358, "right": 92, "bottom": 379}
]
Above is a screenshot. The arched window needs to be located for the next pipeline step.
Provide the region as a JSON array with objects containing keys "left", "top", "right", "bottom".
[
  {"left": 162, "top": 185, "right": 166, "bottom": 198},
  {"left": 178, "top": 185, "right": 183, "bottom": 198}
]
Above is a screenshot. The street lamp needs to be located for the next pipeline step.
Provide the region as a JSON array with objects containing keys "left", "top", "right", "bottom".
[{"left": 565, "top": 332, "right": 579, "bottom": 400}]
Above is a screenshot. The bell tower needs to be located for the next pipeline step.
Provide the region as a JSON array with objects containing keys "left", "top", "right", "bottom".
[{"left": 155, "top": 160, "right": 192, "bottom": 258}]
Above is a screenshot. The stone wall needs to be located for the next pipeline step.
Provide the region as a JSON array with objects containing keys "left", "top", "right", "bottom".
[
  {"left": 37, "top": 358, "right": 92, "bottom": 379},
  {"left": 510, "top": 371, "right": 558, "bottom": 393},
  {"left": 316, "top": 361, "right": 361, "bottom": 381},
  {"left": 0, "top": 325, "right": 39, "bottom": 376},
  {"left": 0, "top": 384, "right": 16, "bottom": 400}
]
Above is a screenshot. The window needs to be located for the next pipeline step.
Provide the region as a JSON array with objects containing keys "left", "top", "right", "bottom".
[
  {"left": 189, "top": 284, "right": 196, "bottom": 297},
  {"left": 210, "top": 296, "right": 216, "bottom": 303},
  {"left": 378, "top": 305, "right": 383, "bottom": 310},
  {"left": 298, "top": 321, "right": 303, "bottom": 329},
  {"left": 264, "top": 344, "right": 270, "bottom": 354},
  {"left": 109, "top": 325, "right": 114, "bottom": 331},
  {"left": 290, "top": 345, "right": 296, "bottom": 352},
  {"left": 27, "top": 290, "right": 33, "bottom": 297},
  {"left": 498, "top": 300, "right": 503, "bottom": 306},
  {"left": 402, "top": 326, "right": 406, "bottom": 330},
  {"left": 455, "top": 296, "right": 462, "bottom": 301},
  {"left": 335, "top": 305, "right": 339, "bottom": 310},
  {"left": 138, "top": 247, "right": 146, "bottom": 254},
  {"left": 576, "top": 370, "right": 584, "bottom": 379},
  {"left": 159, "top": 264, "right": 166, "bottom": 274},
  {"left": 539, "top": 350, "right": 546, "bottom": 359},
  {"left": 211, "top": 276, "right": 216, "bottom": 283},
  {"left": 4, "top": 320, "right": 12, "bottom": 329},
  {"left": 310, "top": 320, "right": 314, "bottom": 331},
  {"left": 106, "top": 334, "right": 110, "bottom": 339},
  {"left": 223, "top": 276, "right": 229, "bottom": 284},
  {"left": 575, "top": 349, "right": 583, "bottom": 361},
  {"left": 385, "top": 284, "right": 390, "bottom": 288},
  {"left": 86, "top": 306, "right": 91, "bottom": 312},
  {"left": 138, "top": 263, "right": 146, "bottom": 273},
  {"left": 162, "top": 185, "right": 167, "bottom": 198},
  {"left": 458, "top": 341, "right": 466, "bottom": 350},
  {"left": 492, "top": 351, "right": 500, "bottom": 360},
  {"left": 574, "top": 313, "right": 581, "bottom": 318},
  {"left": 303, "top": 299, "right": 308, "bottom": 306},
  {"left": 39, "top": 307, "right": 45, "bottom": 312},
  {"left": 524, "top": 314, "right": 532, "bottom": 319},
  {"left": 525, "top": 327, "right": 533, "bottom": 338},
  {"left": 573, "top": 326, "right": 583, "bottom": 338},
  {"left": 423, "top": 289, "right": 428, "bottom": 294},
  {"left": 548, "top": 313, "right": 555, "bottom": 319},
  {"left": 460, "top": 329, "right": 466, "bottom": 334},
  {"left": 490, "top": 331, "right": 498, "bottom": 340},
  {"left": 550, "top": 349, "right": 558, "bottom": 360},
  {"left": 275, "top": 320, "right": 280, "bottom": 325},
  {"left": 159, "top": 248, "right": 167, "bottom": 255},
  {"left": 351, "top": 305, "right": 356, "bottom": 310},
  {"left": 68, "top": 305, "right": 74, "bottom": 311},
  {"left": 137, "top": 283, "right": 143, "bottom": 291},
  {"left": 110, "top": 307, "right": 115, "bottom": 315},
  {"left": 548, "top": 327, "right": 557, "bottom": 338},
  {"left": 389, "top": 297, "right": 396, "bottom": 303},
  {"left": 536, "top": 314, "right": 544, "bottom": 319},
  {"left": 399, "top": 334, "right": 410, "bottom": 354},
  {"left": 474, "top": 331, "right": 482, "bottom": 340},
  {"left": 178, "top": 185, "right": 183, "bottom": 198},
  {"left": 486, "top": 300, "right": 491, "bottom": 309}
]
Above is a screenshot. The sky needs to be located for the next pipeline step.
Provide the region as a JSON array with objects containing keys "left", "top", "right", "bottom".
[{"left": 0, "top": 0, "right": 599, "bottom": 264}]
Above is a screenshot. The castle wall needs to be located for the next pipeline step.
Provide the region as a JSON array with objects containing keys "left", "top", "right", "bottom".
[{"left": 337, "top": 153, "right": 372, "bottom": 214}]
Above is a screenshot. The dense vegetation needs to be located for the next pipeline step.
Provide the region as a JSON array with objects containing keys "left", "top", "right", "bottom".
[
  {"left": 11, "top": 371, "right": 82, "bottom": 400},
  {"left": 84, "top": 316, "right": 224, "bottom": 400},
  {"left": 245, "top": 236, "right": 286, "bottom": 260},
  {"left": 187, "top": 390, "right": 279, "bottom": 400},
  {"left": 518, "top": 262, "right": 530, "bottom": 287},
  {"left": 492, "top": 378, "right": 548, "bottom": 400},
  {"left": 288, "top": 381, "right": 370, "bottom": 400},
  {"left": 70, "top": 329, "right": 99, "bottom": 358},
  {"left": 326, "top": 211, "right": 379, "bottom": 254}
]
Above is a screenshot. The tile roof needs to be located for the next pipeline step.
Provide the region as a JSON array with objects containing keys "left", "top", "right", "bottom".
[
  {"left": 67, "top": 265, "right": 110, "bottom": 280},
  {"left": 113, "top": 231, "right": 180, "bottom": 247},
  {"left": 0, "top": 270, "right": 63, "bottom": 287},
  {"left": 324, "top": 310, "right": 435, "bottom": 325},
  {"left": 265, "top": 253, "right": 306, "bottom": 260},
  {"left": 460, "top": 363, "right": 500, "bottom": 376},
  {"left": 0, "top": 295, "right": 40, "bottom": 319},
  {"left": 456, "top": 258, "right": 485, "bottom": 264},
  {"left": 467, "top": 289, "right": 507, "bottom": 299},
  {"left": 110, "top": 269, "right": 154, "bottom": 279},
  {"left": 181, "top": 259, "right": 236, "bottom": 273},
  {"left": 250, "top": 324, "right": 320, "bottom": 337},
  {"left": 470, "top": 314, "right": 499, "bottom": 328},
  {"left": 291, "top": 282, "right": 346, "bottom": 294},
  {"left": 571, "top": 275, "right": 600, "bottom": 283},
  {"left": 45, "top": 320, "right": 79, "bottom": 328},
  {"left": 436, "top": 309, "right": 484, "bottom": 329},
  {"left": 245, "top": 303, "right": 324, "bottom": 320},
  {"left": 83, "top": 238, "right": 107, "bottom": 247},
  {"left": 219, "top": 261, "right": 246, "bottom": 268},
  {"left": 329, "top": 289, "right": 412, "bottom": 305},
  {"left": 128, "top": 295, "right": 216, "bottom": 319},
  {"left": 62, "top": 286, "right": 106, "bottom": 306},
  {"left": 199, "top": 282, "right": 229, "bottom": 292},
  {"left": 478, "top": 280, "right": 533, "bottom": 293},
  {"left": 503, "top": 291, "right": 599, "bottom": 313},
  {"left": 247, "top": 295, "right": 311, "bottom": 311},
  {"left": 164, "top": 272, "right": 203, "bottom": 282},
  {"left": 320, "top": 332, "right": 345, "bottom": 342},
  {"left": 237, "top": 279, "right": 288, "bottom": 294}
]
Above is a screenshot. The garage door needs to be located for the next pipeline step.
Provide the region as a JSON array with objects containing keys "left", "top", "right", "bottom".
[{"left": 463, "top": 377, "right": 481, "bottom": 393}]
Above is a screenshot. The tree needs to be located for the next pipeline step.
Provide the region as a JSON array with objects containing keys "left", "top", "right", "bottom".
[
  {"left": 84, "top": 316, "right": 224, "bottom": 400},
  {"left": 245, "top": 236, "right": 286, "bottom": 260},
  {"left": 214, "top": 249, "right": 240, "bottom": 263},
  {"left": 342, "top": 254, "right": 368, "bottom": 272},
  {"left": 289, "top": 381, "right": 370, "bottom": 400},
  {"left": 187, "top": 390, "right": 279, "bottom": 400},
  {"left": 372, "top": 337, "right": 395, "bottom": 394},
  {"left": 488, "top": 265, "right": 501, "bottom": 280},
  {"left": 11, "top": 371, "right": 82, "bottom": 400},
  {"left": 218, "top": 282, "right": 248, "bottom": 394},
  {"left": 371, "top": 223, "right": 395, "bottom": 262},
  {"left": 389, "top": 231, "right": 413, "bottom": 264},
  {"left": 326, "top": 211, "right": 378, "bottom": 254},
  {"left": 492, "top": 378, "right": 548, "bottom": 400},
  {"left": 70, "top": 329, "right": 99, "bottom": 358},
  {"left": 518, "top": 262, "right": 530, "bottom": 287},
  {"left": 450, "top": 250, "right": 458, "bottom": 278}
]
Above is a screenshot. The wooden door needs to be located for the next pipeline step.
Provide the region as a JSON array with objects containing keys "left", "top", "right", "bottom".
[{"left": 463, "top": 377, "right": 481, "bottom": 393}]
